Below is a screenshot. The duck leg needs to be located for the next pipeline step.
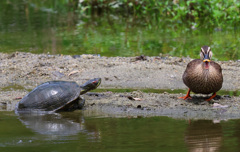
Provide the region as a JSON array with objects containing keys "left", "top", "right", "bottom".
[
  {"left": 205, "top": 92, "right": 216, "bottom": 101},
  {"left": 179, "top": 89, "right": 192, "bottom": 100}
]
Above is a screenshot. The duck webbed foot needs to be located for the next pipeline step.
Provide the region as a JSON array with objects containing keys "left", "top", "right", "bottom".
[
  {"left": 179, "top": 89, "right": 192, "bottom": 100},
  {"left": 205, "top": 92, "right": 216, "bottom": 101}
]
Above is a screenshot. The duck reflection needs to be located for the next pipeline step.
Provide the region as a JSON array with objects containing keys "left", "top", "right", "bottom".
[
  {"left": 17, "top": 112, "right": 101, "bottom": 140},
  {"left": 185, "top": 120, "right": 222, "bottom": 152}
]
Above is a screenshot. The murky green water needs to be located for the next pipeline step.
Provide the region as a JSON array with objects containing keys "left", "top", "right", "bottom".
[
  {"left": 0, "top": 111, "right": 240, "bottom": 152},
  {"left": 0, "top": 0, "right": 240, "bottom": 60}
]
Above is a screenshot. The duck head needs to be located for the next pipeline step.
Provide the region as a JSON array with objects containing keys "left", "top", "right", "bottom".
[{"left": 200, "top": 46, "right": 212, "bottom": 69}]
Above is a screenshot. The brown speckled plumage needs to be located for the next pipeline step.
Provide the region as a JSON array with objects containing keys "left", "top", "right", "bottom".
[
  {"left": 183, "top": 59, "right": 223, "bottom": 94},
  {"left": 180, "top": 46, "right": 223, "bottom": 101}
]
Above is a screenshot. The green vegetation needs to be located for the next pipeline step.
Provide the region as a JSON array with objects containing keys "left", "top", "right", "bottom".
[
  {"left": 78, "top": 0, "right": 240, "bottom": 29},
  {"left": 0, "top": 0, "right": 239, "bottom": 60}
]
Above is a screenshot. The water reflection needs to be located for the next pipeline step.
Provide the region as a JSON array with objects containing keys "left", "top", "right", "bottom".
[
  {"left": 17, "top": 112, "right": 101, "bottom": 141},
  {"left": 185, "top": 120, "right": 222, "bottom": 152},
  {"left": 2, "top": 111, "right": 240, "bottom": 151}
]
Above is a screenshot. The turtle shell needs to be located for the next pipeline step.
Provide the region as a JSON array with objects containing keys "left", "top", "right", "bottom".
[{"left": 16, "top": 81, "right": 81, "bottom": 113}]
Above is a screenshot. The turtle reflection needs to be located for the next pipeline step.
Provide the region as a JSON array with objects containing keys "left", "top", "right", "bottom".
[
  {"left": 17, "top": 112, "right": 101, "bottom": 140},
  {"left": 185, "top": 120, "right": 222, "bottom": 152}
]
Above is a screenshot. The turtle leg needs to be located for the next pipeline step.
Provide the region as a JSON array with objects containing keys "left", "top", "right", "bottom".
[
  {"left": 205, "top": 92, "right": 216, "bottom": 101},
  {"left": 179, "top": 89, "right": 192, "bottom": 100},
  {"left": 78, "top": 97, "right": 85, "bottom": 109}
]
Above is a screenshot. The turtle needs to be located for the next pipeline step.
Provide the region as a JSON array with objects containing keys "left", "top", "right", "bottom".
[{"left": 15, "top": 78, "right": 101, "bottom": 113}]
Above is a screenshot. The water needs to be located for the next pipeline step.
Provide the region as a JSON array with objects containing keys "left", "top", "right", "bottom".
[
  {"left": 0, "top": 0, "right": 240, "bottom": 60},
  {"left": 0, "top": 111, "right": 239, "bottom": 152}
]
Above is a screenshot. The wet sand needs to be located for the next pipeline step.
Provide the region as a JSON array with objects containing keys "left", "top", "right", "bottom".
[{"left": 1, "top": 52, "right": 240, "bottom": 120}]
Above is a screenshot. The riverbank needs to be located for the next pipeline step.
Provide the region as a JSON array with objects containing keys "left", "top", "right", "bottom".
[{"left": 0, "top": 52, "right": 240, "bottom": 119}]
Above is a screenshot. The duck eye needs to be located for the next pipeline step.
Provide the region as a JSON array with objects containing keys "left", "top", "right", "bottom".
[{"left": 209, "top": 51, "right": 212, "bottom": 59}]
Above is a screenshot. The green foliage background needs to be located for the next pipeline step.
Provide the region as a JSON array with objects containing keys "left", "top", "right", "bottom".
[
  {"left": 78, "top": 0, "right": 240, "bottom": 28},
  {"left": 0, "top": 0, "right": 239, "bottom": 60}
]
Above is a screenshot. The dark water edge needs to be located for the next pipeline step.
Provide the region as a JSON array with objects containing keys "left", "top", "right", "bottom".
[
  {"left": 0, "top": 111, "right": 240, "bottom": 152},
  {"left": 95, "top": 88, "right": 240, "bottom": 97},
  {"left": 1, "top": 84, "right": 239, "bottom": 97}
]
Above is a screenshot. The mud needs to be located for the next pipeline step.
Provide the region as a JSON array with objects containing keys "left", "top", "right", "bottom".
[{"left": 0, "top": 52, "right": 240, "bottom": 120}]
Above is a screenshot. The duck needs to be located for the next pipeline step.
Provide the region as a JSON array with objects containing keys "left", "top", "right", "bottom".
[{"left": 179, "top": 46, "right": 223, "bottom": 101}]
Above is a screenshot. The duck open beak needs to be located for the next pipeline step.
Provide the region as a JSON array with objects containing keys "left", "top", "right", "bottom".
[
  {"left": 203, "top": 54, "right": 210, "bottom": 69},
  {"left": 203, "top": 59, "right": 210, "bottom": 62}
]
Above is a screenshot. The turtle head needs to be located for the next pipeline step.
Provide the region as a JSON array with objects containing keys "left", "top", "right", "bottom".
[{"left": 80, "top": 78, "right": 101, "bottom": 95}]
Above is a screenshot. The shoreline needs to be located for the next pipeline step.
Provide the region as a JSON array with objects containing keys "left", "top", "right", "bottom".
[{"left": 0, "top": 52, "right": 240, "bottom": 120}]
